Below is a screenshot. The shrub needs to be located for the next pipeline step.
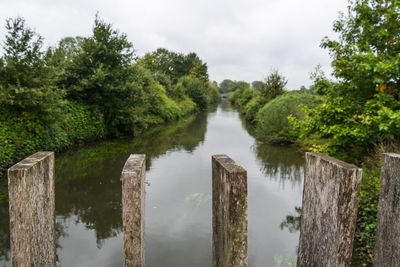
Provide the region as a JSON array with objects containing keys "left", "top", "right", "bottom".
[
  {"left": 243, "top": 96, "right": 263, "bottom": 122},
  {"left": 255, "top": 91, "right": 320, "bottom": 144},
  {"left": 177, "top": 75, "right": 210, "bottom": 109}
]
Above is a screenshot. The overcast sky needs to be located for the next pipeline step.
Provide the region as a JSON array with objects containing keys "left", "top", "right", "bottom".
[{"left": 0, "top": 0, "right": 349, "bottom": 89}]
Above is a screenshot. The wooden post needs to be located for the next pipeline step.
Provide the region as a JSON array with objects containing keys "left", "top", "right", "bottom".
[
  {"left": 122, "top": 154, "right": 146, "bottom": 267},
  {"left": 212, "top": 154, "right": 247, "bottom": 267},
  {"left": 374, "top": 153, "right": 400, "bottom": 266},
  {"left": 8, "top": 151, "right": 56, "bottom": 267},
  {"left": 297, "top": 152, "right": 362, "bottom": 267}
]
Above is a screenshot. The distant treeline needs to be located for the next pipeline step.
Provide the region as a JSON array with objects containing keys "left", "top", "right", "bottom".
[{"left": 0, "top": 15, "right": 219, "bottom": 175}]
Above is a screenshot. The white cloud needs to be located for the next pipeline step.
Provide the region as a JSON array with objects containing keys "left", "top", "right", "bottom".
[{"left": 0, "top": 0, "right": 348, "bottom": 89}]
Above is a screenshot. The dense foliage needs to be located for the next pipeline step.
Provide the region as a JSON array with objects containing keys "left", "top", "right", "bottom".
[
  {"left": 227, "top": 70, "right": 319, "bottom": 144},
  {"left": 255, "top": 92, "right": 321, "bottom": 144},
  {"left": 0, "top": 15, "right": 218, "bottom": 177},
  {"left": 293, "top": 0, "right": 400, "bottom": 162}
]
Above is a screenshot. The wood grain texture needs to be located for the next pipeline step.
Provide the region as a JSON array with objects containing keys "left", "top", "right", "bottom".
[
  {"left": 297, "top": 152, "right": 362, "bottom": 267},
  {"left": 212, "top": 154, "right": 247, "bottom": 267},
  {"left": 374, "top": 153, "right": 400, "bottom": 267},
  {"left": 122, "top": 154, "right": 146, "bottom": 267},
  {"left": 8, "top": 151, "right": 56, "bottom": 267}
]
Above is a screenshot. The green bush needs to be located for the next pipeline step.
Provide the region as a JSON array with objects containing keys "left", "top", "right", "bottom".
[
  {"left": 176, "top": 96, "right": 197, "bottom": 115},
  {"left": 352, "top": 167, "right": 379, "bottom": 266},
  {"left": 0, "top": 102, "right": 105, "bottom": 173},
  {"left": 255, "top": 91, "right": 320, "bottom": 144},
  {"left": 237, "top": 87, "right": 255, "bottom": 108},
  {"left": 176, "top": 75, "right": 212, "bottom": 109},
  {"left": 243, "top": 96, "right": 263, "bottom": 122}
]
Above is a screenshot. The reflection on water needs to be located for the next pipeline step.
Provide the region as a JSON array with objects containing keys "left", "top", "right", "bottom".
[
  {"left": 254, "top": 143, "right": 303, "bottom": 189},
  {"left": 280, "top": 206, "right": 302, "bottom": 233},
  {"left": 55, "top": 108, "right": 212, "bottom": 248},
  {"left": 0, "top": 101, "right": 304, "bottom": 266},
  {"left": 0, "top": 202, "right": 9, "bottom": 263}
]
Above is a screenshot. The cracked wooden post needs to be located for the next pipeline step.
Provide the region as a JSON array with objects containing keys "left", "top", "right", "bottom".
[
  {"left": 212, "top": 154, "right": 247, "bottom": 267},
  {"left": 8, "top": 151, "right": 56, "bottom": 267},
  {"left": 297, "top": 152, "right": 362, "bottom": 267},
  {"left": 122, "top": 154, "right": 146, "bottom": 267},
  {"left": 374, "top": 153, "right": 400, "bottom": 266}
]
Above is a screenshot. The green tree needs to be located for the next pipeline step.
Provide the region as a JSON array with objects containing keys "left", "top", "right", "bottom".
[
  {"left": 260, "top": 70, "right": 287, "bottom": 101},
  {"left": 45, "top": 36, "right": 83, "bottom": 84},
  {"left": 218, "top": 79, "right": 234, "bottom": 93},
  {"left": 0, "top": 17, "right": 44, "bottom": 88},
  {"left": 176, "top": 75, "right": 210, "bottom": 109},
  {"left": 0, "top": 17, "right": 63, "bottom": 120},
  {"left": 185, "top": 52, "right": 208, "bottom": 83},
  {"left": 139, "top": 48, "right": 209, "bottom": 85},
  {"left": 60, "top": 14, "right": 136, "bottom": 135},
  {"left": 294, "top": 0, "right": 400, "bottom": 160},
  {"left": 251, "top": 80, "right": 264, "bottom": 91}
]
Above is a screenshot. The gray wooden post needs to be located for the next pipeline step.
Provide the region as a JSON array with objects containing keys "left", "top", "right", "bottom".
[
  {"left": 297, "top": 152, "right": 362, "bottom": 267},
  {"left": 374, "top": 153, "right": 400, "bottom": 266},
  {"left": 8, "top": 151, "right": 56, "bottom": 267},
  {"left": 212, "top": 154, "right": 247, "bottom": 267},
  {"left": 122, "top": 154, "right": 146, "bottom": 267}
]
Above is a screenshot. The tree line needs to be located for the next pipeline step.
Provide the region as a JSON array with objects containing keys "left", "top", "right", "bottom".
[{"left": 0, "top": 15, "right": 219, "bottom": 176}]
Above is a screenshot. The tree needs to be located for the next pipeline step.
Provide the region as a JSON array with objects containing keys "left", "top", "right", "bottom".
[
  {"left": 260, "top": 70, "right": 287, "bottom": 101},
  {"left": 294, "top": 0, "right": 400, "bottom": 160},
  {"left": 228, "top": 81, "right": 250, "bottom": 92},
  {"left": 219, "top": 79, "right": 234, "bottom": 93},
  {"left": 60, "top": 14, "right": 136, "bottom": 135},
  {"left": 0, "top": 17, "right": 63, "bottom": 120},
  {"left": 251, "top": 80, "right": 264, "bottom": 91},
  {"left": 139, "top": 49, "right": 209, "bottom": 85},
  {"left": 0, "top": 17, "right": 45, "bottom": 88},
  {"left": 185, "top": 52, "right": 208, "bottom": 83},
  {"left": 45, "top": 36, "right": 83, "bottom": 84},
  {"left": 176, "top": 75, "right": 209, "bottom": 109}
]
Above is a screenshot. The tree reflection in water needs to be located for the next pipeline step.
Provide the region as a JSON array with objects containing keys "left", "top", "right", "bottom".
[
  {"left": 238, "top": 110, "right": 304, "bottom": 235},
  {"left": 280, "top": 206, "right": 301, "bottom": 233},
  {"left": 0, "top": 105, "right": 214, "bottom": 262},
  {"left": 0, "top": 203, "right": 9, "bottom": 262},
  {"left": 54, "top": 107, "right": 212, "bottom": 247}
]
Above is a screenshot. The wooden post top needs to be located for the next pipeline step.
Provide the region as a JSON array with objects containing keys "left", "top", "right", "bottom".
[
  {"left": 8, "top": 152, "right": 54, "bottom": 172},
  {"left": 306, "top": 152, "right": 361, "bottom": 171},
  {"left": 382, "top": 152, "right": 400, "bottom": 158},
  {"left": 212, "top": 154, "right": 246, "bottom": 173},
  {"left": 122, "top": 154, "right": 146, "bottom": 174}
]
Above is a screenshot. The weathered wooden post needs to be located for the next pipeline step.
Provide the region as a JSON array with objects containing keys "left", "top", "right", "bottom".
[
  {"left": 374, "top": 153, "right": 400, "bottom": 266},
  {"left": 297, "top": 152, "right": 362, "bottom": 267},
  {"left": 212, "top": 154, "right": 247, "bottom": 267},
  {"left": 8, "top": 151, "right": 56, "bottom": 267},
  {"left": 122, "top": 154, "right": 146, "bottom": 267}
]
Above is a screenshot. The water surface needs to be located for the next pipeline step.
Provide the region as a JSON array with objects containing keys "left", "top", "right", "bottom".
[{"left": 0, "top": 101, "right": 304, "bottom": 266}]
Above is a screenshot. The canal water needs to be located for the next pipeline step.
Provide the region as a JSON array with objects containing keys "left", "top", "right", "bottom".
[{"left": 0, "top": 101, "right": 304, "bottom": 266}]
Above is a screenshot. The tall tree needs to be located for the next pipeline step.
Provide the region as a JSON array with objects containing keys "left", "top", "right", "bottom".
[
  {"left": 60, "top": 14, "right": 136, "bottom": 135},
  {"left": 295, "top": 0, "right": 400, "bottom": 159},
  {"left": 0, "top": 17, "right": 63, "bottom": 119},
  {"left": 260, "top": 70, "right": 287, "bottom": 101},
  {"left": 1, "top": 17, "right": 45, "bottom": 88}
]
